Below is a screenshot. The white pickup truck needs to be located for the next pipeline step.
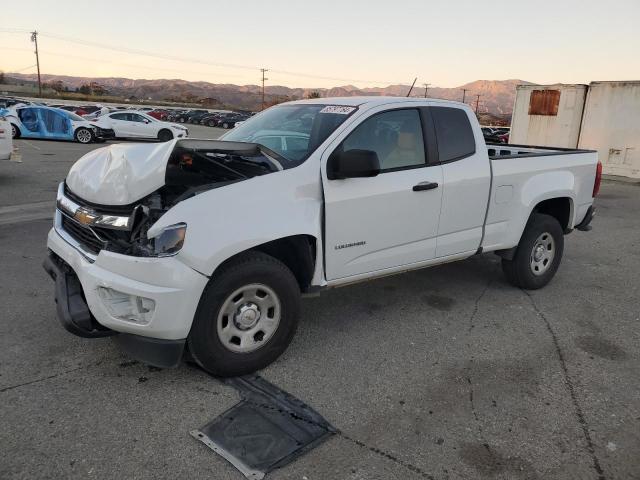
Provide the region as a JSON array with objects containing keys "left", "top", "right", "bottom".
[{"left": 44, "top": 97, "right": 600, "bottom": 376}]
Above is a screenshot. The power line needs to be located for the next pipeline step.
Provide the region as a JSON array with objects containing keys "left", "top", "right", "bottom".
[
  {"left": 35, "top": 31, "right": 407, "bottom": 86},
  {"left": 6, "top": 64, "right": 37, "bottom": 73}
]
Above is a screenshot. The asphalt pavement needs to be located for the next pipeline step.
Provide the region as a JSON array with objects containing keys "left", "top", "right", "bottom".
[{"left": 1, "top": 128, "right": 639, "bottom": 479}]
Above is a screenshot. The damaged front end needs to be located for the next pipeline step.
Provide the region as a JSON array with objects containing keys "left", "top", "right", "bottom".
[{"left": 56, "top": 139, "right": 282, "bottom": 260}]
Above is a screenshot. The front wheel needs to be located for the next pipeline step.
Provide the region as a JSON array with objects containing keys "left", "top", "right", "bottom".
[
  {"left": 188, "top": 252, "right": 300, "bottom": 377},
  {"left": 10, "top": 123, "right": 20, "bottom": 138},
  {"left": 158, "top": 129, "right": 173, "bottom": 142},
  {"left": 222, "top": 122, "right": 229, "bottom": 129},
  {"left": 74, "top": 127, "right": 94, "bottom": 144},
  {"left": 502, "top": 213, "right": 564, "bottom": 290}
]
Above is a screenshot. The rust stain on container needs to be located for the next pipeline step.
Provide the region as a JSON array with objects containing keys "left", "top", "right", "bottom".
[{"left": 529, "top": 90, "right": 560, "bottom": 116}]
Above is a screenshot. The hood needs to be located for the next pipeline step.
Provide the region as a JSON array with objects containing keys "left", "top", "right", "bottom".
[{"left": 66, "top": 140, "right": 176, "bottom": 205}]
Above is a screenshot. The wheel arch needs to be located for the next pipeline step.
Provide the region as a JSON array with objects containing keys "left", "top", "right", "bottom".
[
  {"left": 158, "top": 128, "right": 173, "bottom": 140},
  {"left": 211, "top": 234, "right": 318, "bottom": 293},
  {"left": 10, "top": 123, "right": 21, "bottom": 138}
]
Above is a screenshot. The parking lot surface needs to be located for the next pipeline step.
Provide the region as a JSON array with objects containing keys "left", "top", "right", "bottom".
[{"left": 1, "top": 130, "right": 639, "bottom": 479}]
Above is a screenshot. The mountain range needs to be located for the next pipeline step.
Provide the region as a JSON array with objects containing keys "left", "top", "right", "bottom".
[{"left": 7, "top": 73, "right": 532, "bottom": 116}]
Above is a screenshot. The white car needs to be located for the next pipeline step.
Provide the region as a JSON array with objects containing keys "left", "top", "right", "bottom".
[
  {"left": 95, "top": 111, "right": 188, "bottom": 142},
  {"left": 44, "top": 97, "right": 600, "bottom": 376},
  {"left": 0, "top": 114, "right": 12, "bottom": 160}
]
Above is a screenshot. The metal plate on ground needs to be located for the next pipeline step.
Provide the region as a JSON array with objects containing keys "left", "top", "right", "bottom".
[{"left": 191, "top": 375, "right": 336, "bottom": 479}]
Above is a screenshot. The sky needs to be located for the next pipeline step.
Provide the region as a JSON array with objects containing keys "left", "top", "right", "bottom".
[{"left": 1, "top": 0, "right": 639, "bottom": 89}]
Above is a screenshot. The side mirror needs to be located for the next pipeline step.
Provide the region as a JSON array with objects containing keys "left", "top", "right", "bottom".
[{"left": 327, "top": 149, "right": 380, "bottom": 180}]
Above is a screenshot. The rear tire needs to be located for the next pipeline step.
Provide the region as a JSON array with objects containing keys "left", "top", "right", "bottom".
[
  {"left": 188, "top": 251, "right": 300, "bottom": 377},
  {"left": 74, "top": 127, "right": 93, "bottom": 144},
  {"left": 10, "top": 123, "right": 21, "bottom": 138},
  {"left": 222, "top": 122, "right": 229, "bottom": 129},
  {"left": 158, "top": 129, "right": 173, "bottom": 142},
  {"left": 502, "top": 213, "right": 564, "bottom": 290}
]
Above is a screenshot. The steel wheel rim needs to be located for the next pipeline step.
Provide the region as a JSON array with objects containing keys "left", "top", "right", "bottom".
[
  {"left": 11, "top": 125, "right": 17, "bottom": 137},
  {"left": 216, "top": 283, "right": 281, "bottom": 353},
  {"left": 530, "top": 232, "right": 555, "bottom": 276},
  {"left": 77, "top": 129, "right": 91, "bottom": 143}
]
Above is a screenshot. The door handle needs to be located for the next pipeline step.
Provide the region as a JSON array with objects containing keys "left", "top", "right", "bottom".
[{"left": 412, "top": 182, "right": 439, "bottom": 191}]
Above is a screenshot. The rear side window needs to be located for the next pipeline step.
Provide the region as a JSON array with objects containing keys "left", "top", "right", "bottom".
[{"left": 431, "top": 107, "right": 476, "bottom": 162}]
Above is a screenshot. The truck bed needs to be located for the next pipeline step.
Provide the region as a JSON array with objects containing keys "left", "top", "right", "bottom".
[
  {"left": 487, "top": 143, "right": 595, "bottom": 159},
  {"left": 482, "top": 143, "right": 598, "bottom": 252}
]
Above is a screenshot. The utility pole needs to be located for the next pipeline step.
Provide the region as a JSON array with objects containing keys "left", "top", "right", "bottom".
[
  {"left": 423, "top": 83, "right": 431, "bottom": 98},
  {"left": 461, "top": 88, "right": 468, "bottom": 104},
  {"left": 31, "top": 30, "right": 42, "bottom": 97},
  {"left": 260, "top": 68, "right": 268, "bottom": 110},
  {"left": 475, "top": 94, "right": 482, "bottom": 113}
]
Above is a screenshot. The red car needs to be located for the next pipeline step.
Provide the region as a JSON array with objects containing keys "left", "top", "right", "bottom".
[{"left": 147, "top": 109, "right": 169, "bottom": 121}]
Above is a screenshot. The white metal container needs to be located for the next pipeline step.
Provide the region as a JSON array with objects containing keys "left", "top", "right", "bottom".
[
  {"left": 578, "top": 81, "right": 640, "bottom": 179},
  {"left": 510, "top": 84, "right": 588, "bottom": 148}
]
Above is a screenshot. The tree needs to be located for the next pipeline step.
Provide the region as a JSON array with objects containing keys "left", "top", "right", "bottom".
[
  {"left": 49, "top": 80, "right": 65, "bottom": 93},
  {"left": 90, "top": 82, "right": 107, "bottom": 96},
  {"left": 0, "top": 71, "right": 5, "bottom": 84},
  {"left": 307, "top": 91, "right": 321, "bottom": 99},
  {"left": 78, "top": 84, "right": 91, "bottom": 95}
]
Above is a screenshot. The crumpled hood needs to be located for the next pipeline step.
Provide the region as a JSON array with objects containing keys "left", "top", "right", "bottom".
[{"left": 66, "top": 140, "right": 176, "bottom": 205}]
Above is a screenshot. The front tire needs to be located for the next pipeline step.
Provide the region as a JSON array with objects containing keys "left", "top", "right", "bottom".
[
  {"left": 188, "top": 252, "right": 300, "bottom": 377},
  {"left": 158, "top": 129, "right": 173, "bottom": 142},
  {"left": 10, "top": 124, "right": 21, "bottom": 138},
  {"left": 222, "top": 122, "right": 229, "bottom": 129},
  {"left": 502, "top": 213, "right": 564, "bottom": 290},
  {"left": 74, "top": 127, "right": 93, "bottom": 144}
]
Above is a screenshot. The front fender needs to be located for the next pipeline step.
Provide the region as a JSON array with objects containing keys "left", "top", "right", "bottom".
[{"left": 150, "top": 158, "right": 324, "bottom": 277}]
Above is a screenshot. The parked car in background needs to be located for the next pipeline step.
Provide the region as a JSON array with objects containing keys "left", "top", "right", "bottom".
[
  {"left": 172, "top": 110, "right": 205, "bottom": 123},
  {"left": 166, "top": 110, "right": 187, "bottom": 122},
  {"left": 147, "top": 109, "right": 170, "bottom": 121},
  {"left": 481, "top": 127, "right": 504, "bottom": 144},
  {"left": 216, "top": 113, "right": 250, "bottom": 129},
  {"left": 188, "top": 111, "right": 212, "bottom": 124},
  {"left": 200, "top": 113, "right": 224, "bottom": 126},
  {"left": 6, "top": 106, "right": 113, "bottom": 143},
  {"left": 0, "top": 113, "right": 13, "bottom": 160},
  {"left": 94, "top": 111, "right": 188, "bottom": 141},
  {"left": 58, "top": 105, "right": 88, "bottom": 116}
]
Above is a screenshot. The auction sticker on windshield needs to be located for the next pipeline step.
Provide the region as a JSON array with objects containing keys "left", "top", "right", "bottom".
[{"left": 319, "top": 106, "right": 356, "bottom": 115}]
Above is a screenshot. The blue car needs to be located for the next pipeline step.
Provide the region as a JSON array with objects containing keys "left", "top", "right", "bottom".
[{"left": 4, "top": 105, "right": 114, "bottom": 144}]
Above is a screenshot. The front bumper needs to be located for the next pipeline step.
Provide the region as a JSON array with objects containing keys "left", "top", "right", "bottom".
[
  {"left": 96, "top": 127, "right": 116, "bottom": 139},
  {"left": 45, "top": 218, "right": 208, "bottom": 348}
]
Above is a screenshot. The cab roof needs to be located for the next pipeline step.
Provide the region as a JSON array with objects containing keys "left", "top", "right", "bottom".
[{"left": 286, "top": 96, "right": 468, "bottom": 108}]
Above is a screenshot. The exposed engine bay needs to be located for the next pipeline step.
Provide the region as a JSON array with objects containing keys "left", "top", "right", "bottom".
[{"left": 58, "top": 140, "right": 282, "bottom": 258}]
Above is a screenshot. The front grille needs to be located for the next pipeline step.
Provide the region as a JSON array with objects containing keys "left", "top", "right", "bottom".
[{"left": 61, "top": 215, "right": 107, "bottom": 254}]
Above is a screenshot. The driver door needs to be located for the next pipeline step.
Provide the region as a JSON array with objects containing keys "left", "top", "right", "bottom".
[{"left": 322, "top": 107, "right": 443, "bottom": 280}]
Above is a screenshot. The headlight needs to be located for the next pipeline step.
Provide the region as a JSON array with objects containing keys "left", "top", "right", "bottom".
[{"left": 145, "top": 223, "right": 187, "bottom": 256}]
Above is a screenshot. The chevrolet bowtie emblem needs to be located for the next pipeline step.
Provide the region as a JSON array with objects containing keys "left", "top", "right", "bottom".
[{"left": 74, "top": 208, "right": 98, "bottom": 225}]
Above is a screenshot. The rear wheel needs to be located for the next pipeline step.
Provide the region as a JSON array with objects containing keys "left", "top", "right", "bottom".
[
  {"left": 74, "top": 127, "right": 93, "bottom": 144},
  {"left": 222, "top": 122, "right": 229, "bottom": 129},
  {"left": 188, "top": 251, "right": 300, "bottom": 377},
  {"left": 10, "top": 124, "right": 20, "bottom": 138},
  {"left": 158, "top": 129, "right": 173, "bottom": 142},
  {"left": 502, "top": 213, "right": 564, "bottom": 290}
]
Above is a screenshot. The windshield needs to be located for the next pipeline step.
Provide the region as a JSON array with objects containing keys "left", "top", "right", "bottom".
[{"left": 222, "top": 103, "right": 357, "bottom": 168}]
